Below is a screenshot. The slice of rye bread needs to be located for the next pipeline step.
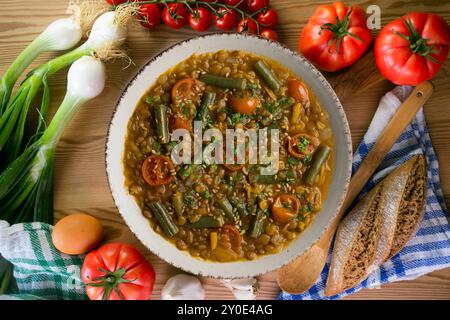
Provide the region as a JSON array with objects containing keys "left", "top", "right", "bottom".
[
  {"left": 388, "top": 154, "right": 426, "bottom": 258},
  {"left": 325, "top": 154, "right": 427, "bottom": 296},
  {"left": 370, "top": 156, "right": 418, "bottom": 269},
  {"left": 324, "top": 183, "right": 385, "bottom": 296}
]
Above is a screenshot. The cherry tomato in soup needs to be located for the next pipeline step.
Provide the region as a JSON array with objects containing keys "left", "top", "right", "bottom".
[
  {"left": 272, "top": 194, "right": 300, "bottom": 224},
  {"left": 261, "top": 29, "right": 278, "bottom": 41},
  {"left": 288, "top": 79, "right": 309, "bottom": 103},
  {"left": 81, "top": 243, "right": 155, "bottom": 300},
  {"left": 189, "top": 7, "right": 213, "bottom": 31},
  {"left": 230, "top": 91, "right": 259, "bottom": 115},
  {"left": 375, "top": 12, "right": 450, "bottom": 85},
  {"left": 138, "top": 4, "right": 162, "bottom": 28},
  {"left": 237, "top": 18, "right": 258, "bottom": 34},
  {"left": 247, "top": 0, "right": 269, "bottom": 13},
  {"left": 141, "top": 155, "right": 175, "bottom": 186},
  {"left": 299, "top": 2, "right": 372, "bottom": 72},
  {"left": 171, "top": 78, "right": 200, "bottom": 106},
  {"left": 171, "top": 115, "right": 192, "bottom": 132},
  {"left": 221, "top": 225, "right": 242, "bottom": 251},
  {"left": 214, "top": 8, "right": 239, "bottom": 30},
  {"left": 162, "top": 3, "right": 188, "bottom": 29},
  {"left": 257, "top": 8, "right": 278, "bottom": 28},
  {"left": 288, "top": 133, "right": 319, "bottom": 160}
]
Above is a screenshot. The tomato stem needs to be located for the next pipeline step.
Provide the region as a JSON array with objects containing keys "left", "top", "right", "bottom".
[
  {"left": 86, "top": 268, "right": 134, "bottom": 300},
  {"left": 320, "top": 7, "right": 364, "bottom": 54},
  {"left": 112, "top": 0, "right": 262, "bottom": 34},
  {"left": 392, "top": 17, "right": 440, "bottom": 64}
]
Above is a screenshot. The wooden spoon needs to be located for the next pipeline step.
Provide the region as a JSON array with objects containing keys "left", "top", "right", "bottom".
[{"left": 277, "top": 81, "right": 434, "bottom": 295}]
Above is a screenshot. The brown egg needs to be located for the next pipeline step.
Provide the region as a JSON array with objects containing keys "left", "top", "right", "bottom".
[{"left": 52, "top": 213, "right": 103, "bottom": 255}]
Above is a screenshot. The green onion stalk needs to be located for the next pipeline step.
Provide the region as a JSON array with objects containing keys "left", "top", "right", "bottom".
[
  {"left": 0, "top": 56, "right": 106, "bottom": 225},
  {"left": 0, "top": 17, "right": 83, "bottom": 116},
  {"left": 0, "top": 10, "right": 128, "bottom": 167}
]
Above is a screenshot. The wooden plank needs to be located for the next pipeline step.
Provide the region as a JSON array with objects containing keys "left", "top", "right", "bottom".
[{"left": 0, "top": 0, "right": 449, "bottom": 300}]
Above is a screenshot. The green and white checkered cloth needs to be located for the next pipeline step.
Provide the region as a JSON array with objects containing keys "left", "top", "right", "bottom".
[{"left": 0, "top": 220, "right": 87, "bottom": 300}]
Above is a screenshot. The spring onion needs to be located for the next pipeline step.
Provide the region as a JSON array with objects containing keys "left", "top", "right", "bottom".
[
  {"left": 0, "top": 17, "right": 82, "bottom": 115},
  {"left": 0, "top": 56, "right": 106, "bottom": 224},
  {"left": 0, "top": 10, "right": 129, "bottom": 166}
]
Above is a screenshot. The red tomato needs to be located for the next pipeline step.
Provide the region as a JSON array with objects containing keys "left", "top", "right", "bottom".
[
  {"left": 247, "top": 0, "right": 269, "bottom": 13},
  {"left": 237, "top": 18, "right": 258, "bottom": 34},
  {"left": 105, "top": 0, "right": 127, "bottom": 5},
  {"left": 224, "top": 0, "right": 244, "bottom": 7},
  {"left": 141, "top": 155, "right": 175, "bottom": 186},
  {"left": 261, "top": 29, "right": 278, "bottom": 41},
  {"left": 189, "top": 7, "right": 213, "bottom": 31},
  {"left": 288, "top": 79, "right": 309, "bottom": 103},
  {"left": 138, "top": 4, "right": 162, "bottom": 29},
  {"left": 230, "top": 91, "right": 259, "bottom": 114},
  {"left": 299, "top": 2, "right": 372, "bottom": 72},
  {"left": 81, "top": 243, "right": 155, "bottom": 300},
  {"left": 375, "top": 12, "right": 450, "bottom": 85},
  {"left": 257, "top": 8, "right": 278, "bottom": 28},
  {"left": 162, "top": 3, "right": 188, "bottom": 29},
  {"left": 214, "top": 8, "right": 239, "bottom": 30},
  {"left": 272, "top": 194, "right": 301, "bottom": 224}
]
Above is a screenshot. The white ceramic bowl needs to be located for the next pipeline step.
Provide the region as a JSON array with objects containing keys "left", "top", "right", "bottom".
[{"left": 106, "top": 34, "right": 352, "bottom": 278}]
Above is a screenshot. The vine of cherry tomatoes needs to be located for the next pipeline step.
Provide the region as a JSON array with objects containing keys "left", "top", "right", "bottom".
[{"left": 106, "top": 0, "right": 280, "bottom": 41}]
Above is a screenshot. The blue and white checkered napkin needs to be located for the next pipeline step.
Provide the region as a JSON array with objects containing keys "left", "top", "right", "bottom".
[{"left": 279, "top": 85, "right": 450, "bottom": 300}]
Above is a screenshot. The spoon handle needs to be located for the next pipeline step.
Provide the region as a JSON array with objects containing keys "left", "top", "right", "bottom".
[{"left": 277, "top": 81, "right": 434, "bottom": 295}]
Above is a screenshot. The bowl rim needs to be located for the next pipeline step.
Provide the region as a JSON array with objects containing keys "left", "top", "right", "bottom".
[{"left": 105, "top": 33, "right": 352, "bottom": 278}]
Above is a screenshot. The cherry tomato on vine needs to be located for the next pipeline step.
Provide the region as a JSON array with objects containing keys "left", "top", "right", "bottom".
[
  {"left": 257, "top": 8, "right": 278, "bottom": 28},
  {"left": 138, "top": 4, "right": 162, "bottom": 29},
  {"left": 237, "top": 18, "right": 258, "bottom": 34},
  {"left": 247, "top": 0, "right": 269, "bottom": 13},
  {"left": 162, "top": 3, "right": 189, "bottom": 29},
  {"left": 105, "top": 0, "right": 127, "bottom": 5},
  {"left": 261, "top": 29, "right": 278, "bottom": 41},
  {"left": 214, "top": 8, "right": 239, "bottom": 30},
  {"left": 224, "top": 0, "right": 245, "bottom": 7},
  {"left": 189, "top": 7, "right": 213, "bottom": 31}
]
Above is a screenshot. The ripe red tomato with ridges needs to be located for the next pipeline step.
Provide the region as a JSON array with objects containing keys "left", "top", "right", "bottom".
[
  {"left": 299, "top": 2, "right": 372, "bottom": 72},
  {"left": 81, "top": 243, "right": 155, "bottom": 300},
  {"left": 375, "top": 12, "right": 450, "bottom": 85}
]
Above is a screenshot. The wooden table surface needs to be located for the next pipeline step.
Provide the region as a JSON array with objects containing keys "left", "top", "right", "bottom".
[{"left": 1, "top": 0, "right": 450, "bottom": 300}]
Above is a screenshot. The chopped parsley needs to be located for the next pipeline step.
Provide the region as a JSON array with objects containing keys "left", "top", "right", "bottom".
[
  {"left": 303, "top": 154, "right": 312, "bottom": 164},
  {"left": 297, "top": 136, "right": 310, "bottom": 153},
  {"left": 228, "top": 112, "right": 249, "bottom": 127},
  {"left": 247, "top": 82, "right": 260, "bottom": 98},
  {"left": 166, "top": 141, "right": 178, "bottom": 152},
  {"left": 201, "top": 190, "right": 212, "bottom": 199},
  {"left": 287, "top": 156, "right": 300, "bottom": 166},
  {"left": 183, "top": 192, "right": 196, "bottom": 206}
]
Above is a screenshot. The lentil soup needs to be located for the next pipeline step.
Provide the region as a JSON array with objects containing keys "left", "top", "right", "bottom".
[{"left": 123, "top": 50, "right": 334, "bottom": 262}]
